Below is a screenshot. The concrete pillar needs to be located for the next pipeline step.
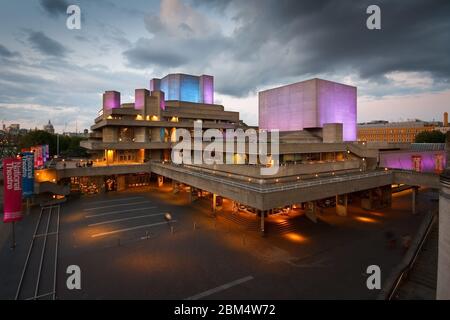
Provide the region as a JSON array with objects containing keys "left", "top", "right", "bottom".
[
  {"left": 116, "top": 175, "right": 126, "bottom": 191},
  {"left": 172, "top": 180, "right": 179, "bottom": 194},
  {"left": 412, "top": 187, "right": 418, "bottom": 215},
  {"left": 381, "top": 185, "right": 392, "bottom": 208},
  {"left": 212, "top": 193, "right": 217, "bottom": 213},
  {"left": 260, "top": 210, "right": 266, "bottom": 236},
  {"left": 438, "top": 171, "right": 450, "bottom": 299},
  {"left": 336, "top": 194, "right": 348, "bottom": 217},
  {"left": 305, "top": 202, "right": 318, "bottom": 223},
  {"left": 157, "top": 175, "right": 164, "bottom": 187},
  {"left": 361, "top": 190, "right": 373, "bottom": 210}
]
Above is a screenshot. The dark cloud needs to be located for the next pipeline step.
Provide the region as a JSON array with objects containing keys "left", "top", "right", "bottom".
[
  {"left": 124, "top": 0, "right": 450, "bottom": 97},
  {"left": 0, "top": 44, "right": 20, "bottom": 58},
  {"left": 27, "top": 31, "right": 68, "bottom": 57},
  {"left": 39, "top": 0, "right": 69, "bottom": 17}
]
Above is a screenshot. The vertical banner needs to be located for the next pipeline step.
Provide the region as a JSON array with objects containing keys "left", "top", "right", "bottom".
[
  {"left": 32, "top": 146, "right": 43, "bottom": 168},
  {"left": 43, "top": 144, "right": 49, "bottom": 162},
  {"left": 21, "top": 152, "right": 34, "bottom": 198},
  {"left": 2, "top": 158, "right": 23, "bottom": 223}
]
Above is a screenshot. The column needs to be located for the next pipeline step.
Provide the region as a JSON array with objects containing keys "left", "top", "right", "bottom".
[
  {"left": 381, "top": 185, "right": 392, "bottom": 208},
  {"left": 212, "top": 193, "right": 217, "bottom": 213},
  {"left": 438, "top": 171, "right": 450, "bottom": 299},
  {"left": 260, "top": 210, "right": 266, "bottom": 236},
  {"left": 157, "top": 175, "right": 164, "bottom": 187},
  {"left": 172, "top": 180, "right": 180, "bottom": 194},
  {"left": 336, "top": 194, "right": 348, "bottom": 217},
  {"left": 305, "top": 202, "right": 318, "bottom": 223}
]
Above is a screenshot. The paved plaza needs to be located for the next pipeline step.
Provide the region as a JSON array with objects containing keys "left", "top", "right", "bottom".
[{"left": 0, "top": 185, "right": 437, "bottom": 299}]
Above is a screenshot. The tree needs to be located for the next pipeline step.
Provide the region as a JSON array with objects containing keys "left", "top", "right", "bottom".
[
  {"left": 18, "top": 131, "right": 88, "bottom": 157},
  {"left": 414, "top": 130, "right": 446, "bottom": 143}
]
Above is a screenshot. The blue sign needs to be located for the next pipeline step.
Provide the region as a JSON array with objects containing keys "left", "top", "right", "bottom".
[{"left": 21, "top": 152, "right": 34, "bottom": 198}]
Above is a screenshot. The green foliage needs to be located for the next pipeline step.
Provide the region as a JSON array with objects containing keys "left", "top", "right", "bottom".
[
  {"left": 18, "top": 131, "right": 87, "bottom": 157},
  {"left": 414, "top": 130, "right": 446, "bottom": 143}
]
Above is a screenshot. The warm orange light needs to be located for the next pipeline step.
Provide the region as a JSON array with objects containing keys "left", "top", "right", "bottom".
[
  {"left": 355, "top": 216, "right": 378, "bottom": 223},
  {"left": 285, "top": 232, "right": 307, "bottom": 243}
]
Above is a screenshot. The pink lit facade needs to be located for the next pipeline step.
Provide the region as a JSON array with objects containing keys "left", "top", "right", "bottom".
[
  {"left": 259, "top": 78, "right": 357, "bottom": 141},
  {"left": 380, "top": 150, "right": 446, "bottom": 173}
]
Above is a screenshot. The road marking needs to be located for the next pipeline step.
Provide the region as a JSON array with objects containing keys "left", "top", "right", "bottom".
[
  {"left": 185, "top": 276, "right": 254, "bottom": 300},
  {"left": 88, "top": 213, "right": 166, "bottom": 227},
  {"left": 84, "top": 201, "right": 152, "bottom": 211},
  {"left": 85, "top": 206, "right": 157, "bottom": 219},
  {"left": 84, "top": 197, "right": 144, "bottom": 206},
  {"left": 91, "top": 221, "right": 177, "bottom": 238}
]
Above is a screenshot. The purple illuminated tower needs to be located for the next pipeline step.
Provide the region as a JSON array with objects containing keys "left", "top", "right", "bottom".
[
  {"left": 103, "top": 91, "right": 121, "bottom": 110},
  {"left": 135, "top": 89, "right": 149, "bottom": 110},
  {"left": 200, "top": 75, "right": 214, "bottom": 104},
  {"left": 259, "top": 78, "right": 357, "bottom": 141}
]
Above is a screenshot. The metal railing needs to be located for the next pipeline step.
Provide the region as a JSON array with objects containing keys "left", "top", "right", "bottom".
[
  {"left": 152, "top": 162, "right": 393, "bottom": 194},
  {"left": 386, "top": 210, "right": 438, "bottom": 300}
]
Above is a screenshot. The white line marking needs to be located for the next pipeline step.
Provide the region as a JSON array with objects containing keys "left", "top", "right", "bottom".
[
  {"left": 85, "top": 207, "right": 157, "bottom": 219},
  {"left": 88, "top": 213, "right": 166, "bottom": 227},
  {"left": 91, "top": 221, "right": 177, "bottom": 238},
  {"left": 84, "top": 197, "right": 144, "bottom": 206},
  {"left": 84, "top": 201, "right": 152, "bottom": 211},
  {"left": 185, "top": 276, "right": 254, "bottom": 300}
]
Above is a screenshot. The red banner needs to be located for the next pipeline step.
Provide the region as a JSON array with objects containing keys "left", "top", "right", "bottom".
[{"left": 2, "top": 158, "right": 23, "bottom": 223}]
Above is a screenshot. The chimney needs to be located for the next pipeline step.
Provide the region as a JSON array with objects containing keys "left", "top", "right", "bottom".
[{"left": 444, "top": 112, "right": 449, "bottom": 127}]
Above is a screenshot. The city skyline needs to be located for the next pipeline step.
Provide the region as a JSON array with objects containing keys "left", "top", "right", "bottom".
[{"left": 0, "top": 0, "right": 449, "bottom": 133}]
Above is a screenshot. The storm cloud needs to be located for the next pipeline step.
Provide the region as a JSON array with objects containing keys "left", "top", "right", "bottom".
[
  {"left": 124, "top": 0, "right": 450, "bottom": 97},
  {"left": 27, "top": 31, "right": 68, "bottom": 57},
  {"left": 0, "top": 44, "right": 20, "bottom": 58},
  {"left": 39, "top": 0, "right": 69, "bottom": 17}
]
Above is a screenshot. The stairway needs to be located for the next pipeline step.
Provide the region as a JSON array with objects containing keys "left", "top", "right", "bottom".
[{"left": 395, "top": 221, "right": 438, "bottom": 299}]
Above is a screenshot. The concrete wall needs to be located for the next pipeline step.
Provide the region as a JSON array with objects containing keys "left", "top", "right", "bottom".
[
  {"left": 438, "top": 172, "right": 450, "bottom": 299},
  {"left": 323, "top": 123, "right": 343, "bottom": 143},
  {"left": 102, "top": 127, "right": 118, "bottom": 143},
  {"left": 259, "top": 78, "right": 357, "bottom": 141}
]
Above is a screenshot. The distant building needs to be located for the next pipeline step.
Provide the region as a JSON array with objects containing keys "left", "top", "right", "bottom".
[
  {"left": 44, "top": 120, "right": 55, "bottom": 134},
  {"left": 63, "top": 130, "right": 89, "bottom": 138},
  {"left": 358, "top": 119, "right": 437, "bottom": 143},
  {"left": 7, "top": 124, "right": 20, "bottom": 135}
]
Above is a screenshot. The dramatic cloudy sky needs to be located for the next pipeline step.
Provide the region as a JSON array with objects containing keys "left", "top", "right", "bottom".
[{"left": 0, "top": 0, "right": 449, "bottom": 132}]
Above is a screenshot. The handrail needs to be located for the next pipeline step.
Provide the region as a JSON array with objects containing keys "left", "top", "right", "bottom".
[
  {"left": 386, "top": 210, "right": 438, "bottom": 300},
  {"left": 151, "top": 162, "right": 392, "bottom": 193}
]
